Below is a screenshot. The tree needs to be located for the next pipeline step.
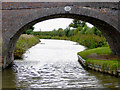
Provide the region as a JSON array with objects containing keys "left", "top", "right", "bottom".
[
  {"left": 92, "top": 27, "right": 102, "bottom": 36},
  {"left": 80, "top": 24, "right": 88, "bottom": 34},
  {"left": 23, "top": 26, "right": 34, "bottom": 35},
  {"left": 58, "top": 28, "right": 64, "bottom": 37},
  {"left": 74, "top": 29, "right": 78, "bottom": 35},
  {"left": 25, "top": 29, "right": 33, "bottom": 35},
  {"left": 64, "top": 27, "right": 70, "bottom": 37},
  {"left": 69, "top": 19, "right": 81, "bottom": 28},
  {"left": 69, "top": 19, "right": 86, "bottom": 29}
]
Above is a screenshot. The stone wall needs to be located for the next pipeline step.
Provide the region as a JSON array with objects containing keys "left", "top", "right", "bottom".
[{"left": 1, "top": 2, "right": 120, "bottom": 69}]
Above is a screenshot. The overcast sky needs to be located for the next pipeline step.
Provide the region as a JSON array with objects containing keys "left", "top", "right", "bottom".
[{"left": 33, "top": 18, "right": 93, "bottom": 31}]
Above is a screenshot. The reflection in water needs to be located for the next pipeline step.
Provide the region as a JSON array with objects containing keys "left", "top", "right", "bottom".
[
  {"left": 2, "top": 39, "right": 120, "bottom": 88},
  {"left": 2, "top": 68, "right": 17, "bottom": 88},
  {"left": 87, "top": 70, "right": 120, "bottom": 88}
]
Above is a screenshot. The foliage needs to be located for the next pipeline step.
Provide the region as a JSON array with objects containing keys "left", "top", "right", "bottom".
[
  {"left": 71, "top": 34, "right": 108, "bottom": 49},
  {"left": 85, "top": 27, "right": 102, "bottom": 37},
  {"left": 38, "top": 35, "right": 52, "bottom": 39},
  {"left": 25, "top": 29, "right": 33, "bottom": 35},
  {"left": 77, "top": 47, "right": 120, "bottom": 71},
  {"left": 30, "top": 19, "right": 107, "bottom": 49},
  {"left": 69, "top": 19, "right": 86, "bottom": 28},
  {"left": 14, "top": 34, "right": 40, "bottom": 59},
  {"left": 23, "top": 26, "right": 34, "bottom": 35}
]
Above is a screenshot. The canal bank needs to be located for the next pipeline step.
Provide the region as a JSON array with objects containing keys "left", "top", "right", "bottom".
[
  {"left": 14, "top": 34, "right": 40, "bottom": 59},
  {"left": 77, "top": 47, "right": 120, "bottom": 77}
]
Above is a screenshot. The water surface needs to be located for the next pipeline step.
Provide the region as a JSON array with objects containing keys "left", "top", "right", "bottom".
[{"left": 2, "top": 39, "right": 120, "bottom": 88}]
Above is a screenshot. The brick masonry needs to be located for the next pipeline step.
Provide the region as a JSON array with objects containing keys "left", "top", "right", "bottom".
[{"left": 1, "top": 2, "right": 120, "bottom": 69}]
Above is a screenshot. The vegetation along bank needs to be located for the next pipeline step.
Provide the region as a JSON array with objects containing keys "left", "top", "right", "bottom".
[
  {"left": 14, "top": 34, "right": 40, "bottom": 59},
  {"left": 78, "top": 47, "right": 120, "bottom": 77},
  {"left": 27, "top": 19, "right": 108, "bottom": 49}
]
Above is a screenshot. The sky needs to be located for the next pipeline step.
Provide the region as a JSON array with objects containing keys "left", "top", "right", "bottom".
[{"left": 33, "top": 18, "right": 93, "bottom": 31}]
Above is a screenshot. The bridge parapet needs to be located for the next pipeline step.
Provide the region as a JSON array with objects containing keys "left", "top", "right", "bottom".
[{"left": 2, "top": 2, "right": 119, "bottom": 10}]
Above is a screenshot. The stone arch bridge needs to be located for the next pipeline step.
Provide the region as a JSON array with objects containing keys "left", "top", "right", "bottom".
[{"left": 1, "top": 2, "right": 120, "bottom": 69}]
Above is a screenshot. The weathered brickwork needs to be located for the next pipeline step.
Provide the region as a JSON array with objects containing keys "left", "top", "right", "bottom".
[{"left": 1, "top": 2, "right": 120, "bottom": 69}]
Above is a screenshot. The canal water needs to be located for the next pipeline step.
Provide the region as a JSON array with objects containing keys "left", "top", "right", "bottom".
[{"left": 2, "top": 39, "right": 120, "bottom": 88}]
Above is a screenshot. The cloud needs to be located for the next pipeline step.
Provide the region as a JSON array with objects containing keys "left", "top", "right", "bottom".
[
  {"left": 33, "top": 18, "right": 93, "bottom": 31},
  {"left": 33, "top": 18, "right": 73, "bottom": 31}
]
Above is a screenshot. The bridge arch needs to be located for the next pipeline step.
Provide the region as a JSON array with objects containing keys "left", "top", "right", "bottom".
[{"left": 2, "top": 6, "right": 119, "bottom": 68}]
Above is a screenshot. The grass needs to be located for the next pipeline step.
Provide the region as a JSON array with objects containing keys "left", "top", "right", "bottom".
[
  {"left": 86, "top": 59, "right": 119, "bottom": 69},
  {"left": 78, "top": 47, "right": 111, "bottom": 59},
  {"left": 77, "top": 47, "right": 120, "bottom": 71},
  {"left": 14, "top": 34, "right": 40, "bottom": 59}
]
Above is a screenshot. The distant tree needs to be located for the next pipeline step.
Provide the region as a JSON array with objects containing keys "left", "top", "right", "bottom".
[
  {"left": 69, "top": 29, "right": 74, "bottom": 36},
  {"left": 69, "top": 19, "right": 86, "bottom": 29},
  {"left": 80, "top": 24, "right": 88, "bottom": 34},
  {"left": 31, "top": 31, "right": 40, "bottom": 35},
  {"left": 64, "top": 27, "right": 70, "bottom": 37},
  {"left": 58, "top": 28, "right": 64, "bottom": 37},
  {"left": 69, "top": 19, "right": 80, "bottom": 28},
  {"left": 84, "top": 26, "right": 103, "bottom": 36},
  {"left": 92, "top": 27, "right": 102, "bottom": 36},
  {"left": 74, "top": 29, "right": 78, "bottom": 35},
  {"left": 23, "top": 26, "right": 34, "bottom": 35},
  {"left": 58, "top": 28, "right": 63, "bottom": 32},
  {"left": 81, "top": 21, "right": 86, "bottom": 27},
  {"left": 25, "top": 29, "right": 33, "bottom": 35},
  {"left": 29, "top": 26, "right": 34, "bottom": 30},
  {"left": 85, "top": 28, "right": 94, "bottom": 35}
]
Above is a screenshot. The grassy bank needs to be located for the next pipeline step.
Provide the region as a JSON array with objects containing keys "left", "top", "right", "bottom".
[
  {"left": 78, "top": 47, "right": 120, "bottom": 75},
  {"left": 14, "top": 34, "right": 40, "bottom": 59}
]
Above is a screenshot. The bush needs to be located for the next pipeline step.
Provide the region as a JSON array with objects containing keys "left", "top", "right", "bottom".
[
  {"left": 25, "top": 29, "right": 33, "bottom": 35},
  {"left": 14, "top": 34, "right": 40, "bottom": 59},
  {"left": 71, "top": 34, "right": 108, "bottom": 49}
]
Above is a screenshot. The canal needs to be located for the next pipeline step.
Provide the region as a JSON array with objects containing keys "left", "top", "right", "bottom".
[{"left": 2, "top": 39, "right": 120, "bottom": 88}]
